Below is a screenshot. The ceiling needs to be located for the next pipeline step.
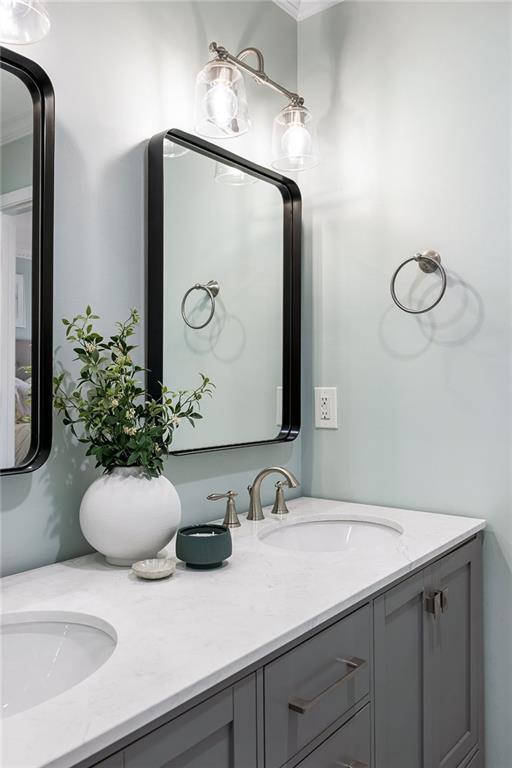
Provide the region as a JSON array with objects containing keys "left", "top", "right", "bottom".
[{"left": 272, "top": 0, "right": 343, "bottom": 21}]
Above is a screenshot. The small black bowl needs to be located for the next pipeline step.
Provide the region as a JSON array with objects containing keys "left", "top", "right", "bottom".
[{"left": 176, "top": 524, "right": 232, "bottom": 570}]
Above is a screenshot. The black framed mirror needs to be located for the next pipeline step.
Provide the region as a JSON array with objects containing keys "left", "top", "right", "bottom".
[
  {"left": 0, "top": 47, "right": 54, "bottom": 475},
  {"left": 147, "top": 129, "right": 301, "bottom": 454}
]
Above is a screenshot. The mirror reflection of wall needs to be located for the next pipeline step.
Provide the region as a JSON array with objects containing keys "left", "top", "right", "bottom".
[
  {"left": 162, "top": 147, "right": 284, "bottom": 451},
  {"left": 0, "top": 68, "right": 34, "bottom": 468}
]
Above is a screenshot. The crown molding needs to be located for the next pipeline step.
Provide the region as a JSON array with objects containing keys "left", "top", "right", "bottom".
[{"left": 273, "top": 0, "right": 343, "bottom": 21}]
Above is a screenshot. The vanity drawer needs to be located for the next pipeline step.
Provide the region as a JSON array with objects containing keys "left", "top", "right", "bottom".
[
  {"left": 297, "top": 704, "right": 371, "bottom": 768},
  {"left": 264, "top": 605, "right": 370, "bottom": 768}
]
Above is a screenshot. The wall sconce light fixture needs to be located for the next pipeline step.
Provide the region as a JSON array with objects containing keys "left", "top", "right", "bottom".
[
  {"left": 0, "top": 0, "right": 50, "bottom": 44},
  {"left": 195, "top": 41, "right": 319, "bottom": 172}
]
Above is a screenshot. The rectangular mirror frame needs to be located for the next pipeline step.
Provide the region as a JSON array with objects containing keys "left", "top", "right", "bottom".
[
  {"left": 0, "top": 47, "right": 54, "bottom": 475},
  {"left": 147, "top": 129, "right": 301, "bottom": 455}
]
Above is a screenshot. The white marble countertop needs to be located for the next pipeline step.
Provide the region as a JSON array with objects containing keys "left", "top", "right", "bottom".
[{"left": 1, "top": 497, "right": 485, "bottom": 768}]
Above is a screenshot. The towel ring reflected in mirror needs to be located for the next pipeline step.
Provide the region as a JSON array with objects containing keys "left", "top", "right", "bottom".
[
  {"left": 181, "top": 280, "right": 220, "bottom": 329},
  {"left": 390, "top": 250, "right": 447, "bottom": 314}
]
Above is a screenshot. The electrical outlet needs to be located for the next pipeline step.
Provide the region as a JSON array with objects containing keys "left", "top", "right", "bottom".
[{"left": 314, "top": 387, "right": 338, "bottom": 429}]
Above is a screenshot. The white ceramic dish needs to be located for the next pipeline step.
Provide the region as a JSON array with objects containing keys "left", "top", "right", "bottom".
[{"left": 131, "top": 558, "right": 176, "bottom": 580}]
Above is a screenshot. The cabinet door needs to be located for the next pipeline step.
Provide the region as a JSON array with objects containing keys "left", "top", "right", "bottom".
[
  {"left": 124, "top": 675, "right": 256, "bottom": 768},
  {"left": 432, "top": 538, "right": 482, "bottom": 768},
  {"left": 374, "top": 537, "right": 483, "bottom": 768},
  {"left": 374, "top": 568, "right": 434, "bottom": 768}
]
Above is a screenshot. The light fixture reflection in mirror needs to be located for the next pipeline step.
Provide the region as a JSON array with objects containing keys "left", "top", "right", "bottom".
[
  {"left": 0, "top": 0, "right": 50, "bottom": 44},
  {"left": 272, "top": 104, "right": 319, "bottom": 172},
  {"left": 163, "top": 138, "right": 189, "bottom": 159},
  {"left": 214, "top": 162, "right": 257, "bottom": 187}
]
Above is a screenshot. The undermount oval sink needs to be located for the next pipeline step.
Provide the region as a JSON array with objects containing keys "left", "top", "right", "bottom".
[
  {"left": 259, "top": 517, "right": 402, "bottom": 553},
  {"left": 1, "top": 611, "right": 116, "bottom": 719}
]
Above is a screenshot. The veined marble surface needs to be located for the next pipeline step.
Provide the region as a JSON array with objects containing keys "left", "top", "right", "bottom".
[{"left": 1, "top": 497, "right": 485, "bottom": 768}]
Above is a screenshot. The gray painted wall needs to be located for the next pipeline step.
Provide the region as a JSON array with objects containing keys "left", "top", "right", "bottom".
[
  {"left": 298, "top": 3, "right": 511, "bottom": 766},
  {"left": 0, "top": 1, "right": 300, "bottom": 576}
]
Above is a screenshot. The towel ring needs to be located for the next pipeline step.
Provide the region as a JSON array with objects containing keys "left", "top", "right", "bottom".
[
  {"left": 390, "top": 251, "right": 447, "bottom": 314},
  {"left": 181, "top": 280, "right": 220, "bottom": 329}
]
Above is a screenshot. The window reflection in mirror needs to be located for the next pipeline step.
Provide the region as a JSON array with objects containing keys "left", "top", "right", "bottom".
[{"left": 0, "top": 68, "right": 34, "bottom": 468}]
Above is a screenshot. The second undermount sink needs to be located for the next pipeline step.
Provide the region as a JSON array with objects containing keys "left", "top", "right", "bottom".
[
  {"left": 259, "top": 517, "right": 402, "bottom": 553},
  {"left": 1, "top": 611, "right": 116, "bottom": 719}
]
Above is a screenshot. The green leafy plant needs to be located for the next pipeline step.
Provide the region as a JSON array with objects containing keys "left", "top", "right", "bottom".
[{"left": 53, "top": 307, "right": 214, "bottom": 477}]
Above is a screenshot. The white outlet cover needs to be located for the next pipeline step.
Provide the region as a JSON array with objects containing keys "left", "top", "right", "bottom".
[{"left": 314, "top": 387, "right": 338, "bottom": 429}]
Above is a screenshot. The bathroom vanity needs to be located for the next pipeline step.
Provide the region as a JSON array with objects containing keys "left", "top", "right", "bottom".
[{"left": 1, "top": 498, "right": 485, "bottom": 768}]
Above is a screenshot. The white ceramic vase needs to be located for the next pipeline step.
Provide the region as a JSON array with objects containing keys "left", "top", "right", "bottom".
[{"left": 79, "top": 467, "right": 181, "bottom": 566}]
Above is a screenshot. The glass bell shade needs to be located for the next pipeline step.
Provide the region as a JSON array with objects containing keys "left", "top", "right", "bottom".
[
  {"left": 163, "top": 138, "right": 189, "bottom": 159},
  {"left": 0, "top": 0, "right": 50, "bottom": 44},
  {"left": 272, "top": 104, "right": 319, "bottom": 172},
  {"left": 214, "top": 162, "right": 257, "bottom": 187},
  {"left": 194, "top": 59, "right": 249, "bottom": 139}
]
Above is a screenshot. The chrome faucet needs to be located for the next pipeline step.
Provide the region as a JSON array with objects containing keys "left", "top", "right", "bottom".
[{"left": 247, "top": 466, "right": 300, "bottom": 521}]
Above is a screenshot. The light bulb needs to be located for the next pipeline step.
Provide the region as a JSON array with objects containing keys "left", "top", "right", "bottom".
[
  {"left": 204, "top": 82, "right": 238, "bottom": 129},
  {"left": 0, "top": 0, "right": 50, "bottom": 44},
  {"left": 272, "top": 104, "right": 319, "bottom": 172},
  {"left": 281, "top": 124, "right": 313, "bottom": 163}
]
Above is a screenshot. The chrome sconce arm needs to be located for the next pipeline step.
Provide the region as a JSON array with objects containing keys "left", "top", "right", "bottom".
[{"left": 209, "top": 41, "right": 304, "bottom": 107}]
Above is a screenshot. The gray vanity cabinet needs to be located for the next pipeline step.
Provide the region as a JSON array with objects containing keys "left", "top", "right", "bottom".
[
  {"left": 122, "top": 675, "right": 257, "bottom": 768},
  {"left": 374, "top": 537, "right": 482, "bottom": 768},
  {"left": 91, "top": 535, "right": 483, "bottom": 768}
]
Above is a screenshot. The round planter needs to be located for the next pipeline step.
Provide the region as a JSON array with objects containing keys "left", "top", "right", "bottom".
[{"left": 79, "top": 467, "right": 181, "bottom": 566}]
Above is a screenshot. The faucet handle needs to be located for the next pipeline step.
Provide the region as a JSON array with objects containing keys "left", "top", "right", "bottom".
[
  {"left": 271, "top": 481, "right": 291, "bottom": 516},
  {"left": 207, "top": 491, "right": 240, "bottom": 528},
  {"left": 207, "top": 491, "right": 237, "bottom": 501}
]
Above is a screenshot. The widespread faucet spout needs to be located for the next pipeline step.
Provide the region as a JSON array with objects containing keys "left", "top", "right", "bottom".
[{"left": 247, "top": 466, "right": 300, "bottom": 521}]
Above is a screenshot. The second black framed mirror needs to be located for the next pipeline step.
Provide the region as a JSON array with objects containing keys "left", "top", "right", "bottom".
[
  {"left": 0, "top": 47, "right": 54, "bottom": 475},
  {"left": 147, "top": 129, "right": 301, "bottom": 455}
]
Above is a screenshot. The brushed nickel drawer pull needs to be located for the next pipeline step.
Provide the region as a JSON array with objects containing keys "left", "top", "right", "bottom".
[
  {"left": 288, "top": 656, "right": 367, "bottom": 715},
  {"left": 335, "top": 760, "right": 368, "bottom": 768},
  {"left": 425, "top": 589, "right": 448, "bottom": 618}
]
